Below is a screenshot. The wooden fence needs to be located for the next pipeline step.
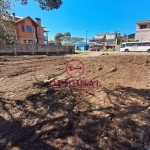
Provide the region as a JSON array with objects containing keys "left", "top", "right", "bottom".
[{"left": 0, "top": 44, "right": 74, "bottom": 55}]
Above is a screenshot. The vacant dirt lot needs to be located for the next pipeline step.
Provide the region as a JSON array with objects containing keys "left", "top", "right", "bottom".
[{"left": 0, "top": 55, "right": 150, "bottom": 150}]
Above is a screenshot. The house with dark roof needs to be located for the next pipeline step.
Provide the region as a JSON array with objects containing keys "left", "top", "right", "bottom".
[
  {"left": 9, "top": 14, "right": 49, "bottom": 44},
  {"left": 128, "top": 33, "right": 135, "bottom": 39}
]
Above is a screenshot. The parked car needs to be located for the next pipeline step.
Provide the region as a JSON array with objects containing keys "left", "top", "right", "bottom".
[{"left": 89, "top": 47, "right": 100, "bottom": 51}]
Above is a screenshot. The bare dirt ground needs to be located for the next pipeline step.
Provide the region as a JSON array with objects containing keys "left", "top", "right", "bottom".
[{"left": 0, "top": 54, "right": 150, "bottom": 150}]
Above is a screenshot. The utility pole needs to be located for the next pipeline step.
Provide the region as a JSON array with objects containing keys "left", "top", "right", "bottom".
[
  {"left": 12, "top": 13, "right": 17, "bottom": 56},
  {"left": 86, "top": 31, "right": 88, "bottom": 50}
]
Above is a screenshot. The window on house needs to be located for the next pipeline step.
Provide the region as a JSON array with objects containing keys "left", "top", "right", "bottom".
[
  {"left": 26, "top": 25, "right": 32, "bottom": 33},
  {"left": 140, "top": 25, "right": 147, "bottom": 29},
  {"left": 21, "top": 25, "right": 25, "bottom": 32}
]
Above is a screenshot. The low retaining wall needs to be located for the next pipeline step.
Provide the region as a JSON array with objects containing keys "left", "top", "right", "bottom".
[{"left": 0, "top": 44, "right": 74, "bottom": 55}]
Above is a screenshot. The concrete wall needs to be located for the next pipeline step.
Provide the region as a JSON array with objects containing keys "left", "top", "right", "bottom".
[
  {"left": 135, "top": 30, "right": 150, "bottom": 41},
  {"left": 115, "top": 45, "right": 120, "bottom": 51},
  {"left": 0, "top": 44, "right": 74, "bottom": 55},
  {"left": 135, "top": 23, "right": 150, "bottom": 41}
]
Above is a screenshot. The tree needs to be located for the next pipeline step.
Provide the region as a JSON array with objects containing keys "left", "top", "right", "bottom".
[
  {"left": 0, "top": 0, "right": 15, "bottom": 44},
  {"left": 54, "top": 32, "right": 63, "bottom": 44},
  {"left": 116, "top": 34, "right": 122, "bottom": 45},
  {"left": 116, "top": 33, "right": 128, "bottom": 44},
  {"left": 21, "top": 0, "right": 63, "bottom": 10},
  {"left": 63, "top": 32, "right": 71, "bottom": 37},
  {"left": 128, "top": 38, "right": 135, "bottom": 42},
  {"left": 54, "top": 32, "right": 72, "bottom": 44},
  {"left": 123, "top": 34, "right": 127, "bottom": 39}
]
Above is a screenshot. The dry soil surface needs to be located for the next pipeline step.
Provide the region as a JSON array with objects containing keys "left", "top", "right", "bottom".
[{"left": 0, "top": 55, "right": 150, "bottom": 150}]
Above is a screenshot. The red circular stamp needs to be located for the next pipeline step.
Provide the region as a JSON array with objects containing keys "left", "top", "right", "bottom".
[{"left": 66, "top": 59, "right": 84, "bottom": 78}]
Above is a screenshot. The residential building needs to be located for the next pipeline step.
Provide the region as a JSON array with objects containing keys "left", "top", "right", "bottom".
[
  {"left": 74, "top": 42, "right": 92, "bottom": 51},
  {"left": 93, "top": 33, "right": 105, "bottom": 42},
  {"left": 60, "top": 36, "right": 84, "bottom": 46},
  {"left": 105, "top": 32, "right": 118, "bottom": 47},
  {"left": 89, "top": 31, "right": 119, "bottom": 47},
  {"left": 128, "top": 33, "right": 135, "bottom": 39},
  {"left": 48, "top": 39, "right": 55, "bottom": 45},
  {"left": 9, "top": 14, "right": 49, "bottom": 44},
  {"left": 135, "top": 20, "right": 150, "bottom": 41}
]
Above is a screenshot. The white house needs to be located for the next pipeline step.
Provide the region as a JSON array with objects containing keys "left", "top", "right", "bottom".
[
  {"left": 135, "top": 20, "right": 150, "bottom": 41},
  {"left": 60, "top": 36, "right": 84, "bottom": 46}
]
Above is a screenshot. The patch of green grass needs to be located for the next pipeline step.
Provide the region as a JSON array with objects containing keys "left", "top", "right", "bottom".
[
  {"left": 75, "top": 51, "right": 90, "bottom": 55},
  {"left": 107, "top": 48, "right": 114, "bottom": 52}
]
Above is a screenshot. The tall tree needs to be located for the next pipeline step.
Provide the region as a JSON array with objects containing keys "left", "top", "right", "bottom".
[
  {"left": 116, "top": 33, "right": 128, "bottom": 44},
  {"left": 123, "top": 34, "right": 127, "bottom": 38},
  {"left": 0, "top": 0, "right": 15, "bottom": 43},
  {"left": 21, "top": 0, "right": 63, "bottom": 10},
  {"left": 63, "top": 32, "right": 71, "bottom": 37},
  {"left": 54, "top": 32, "right": 63, "bottom": 44},
  {"left": 116, "top": 34, "right": 122, "bottom": 45}
]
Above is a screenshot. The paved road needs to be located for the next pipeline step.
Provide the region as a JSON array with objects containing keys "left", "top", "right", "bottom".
[
  {"left": 67, "top": 51, "right": 150, "bottom": 57},
  {"left": 90, "top": 51, "right": 150, "bottom": 56}
]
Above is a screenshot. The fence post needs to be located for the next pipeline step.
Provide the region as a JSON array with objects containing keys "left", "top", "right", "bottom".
[
  {"left": 13, "top": 43, "right": 17, "bottom": 56},
  {"left": 66, "top": 45, "right": 67, "bottom": 54},
  {"left": 56, "top": 44, "right": 59, "bottom": 55},
  {"left": 49, "top": 45, "right": 50, "bottom": 55},
  {"left": 32, "top": 43, "right": 34, "bottom": 55},
  {"left": 46, "top": 44, "right": 48, "bottom": 55}
]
